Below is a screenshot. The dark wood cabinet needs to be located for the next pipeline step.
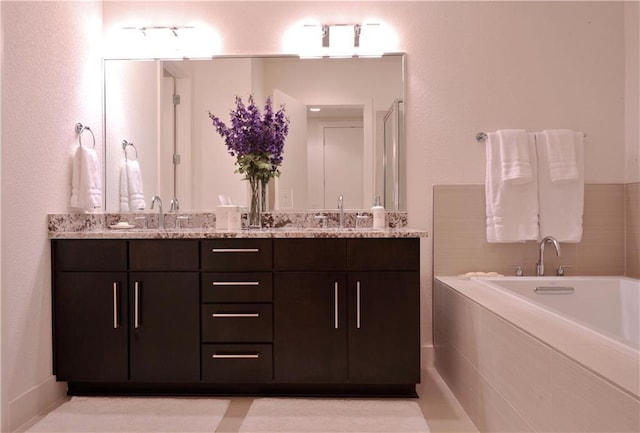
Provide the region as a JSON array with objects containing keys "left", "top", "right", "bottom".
[
  {"left": 273, "top": 238, "right": 420, "bottom": 387},
  {"left": 274, "top": 272, "right": 348, "bottom": 383},
  {"left": 52, "top": 236, "right": 420, "bottom": 396},
  {"left": 129, "top": 272, "right": 199, "bottom": 382},
  {"left": 347, "top": 272, "right": 420, "bottom": 384},
  {"left": 54, "top": 271, "right": 128, "bottom": 382}
]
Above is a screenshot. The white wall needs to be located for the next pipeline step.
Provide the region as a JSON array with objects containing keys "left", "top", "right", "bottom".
[
  {"left": 0, "top": 1, "right": 103, "bottom": 431},
  {"left": 625, "top": 1, "right": 640, "bottom": 183}
]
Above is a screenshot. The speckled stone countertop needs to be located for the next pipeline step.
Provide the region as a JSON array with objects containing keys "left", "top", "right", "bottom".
[{"left": 48, "top": 211, "right": 428, "bottom": 239}]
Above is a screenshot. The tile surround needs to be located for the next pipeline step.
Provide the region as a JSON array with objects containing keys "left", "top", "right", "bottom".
[
  {"left": 434, "top": 279, "right": 640, "bottom": 433},
  {"left": 433, "top": 184, "right": 636, "bottom": 277}
]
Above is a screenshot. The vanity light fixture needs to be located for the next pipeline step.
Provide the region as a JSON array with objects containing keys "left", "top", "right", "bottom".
[
  {"left": 112, "top": 25, "right": 220, "bottom": 59},
  {"left": 297, "top": 22, "right": 385, "bottom": 58}
]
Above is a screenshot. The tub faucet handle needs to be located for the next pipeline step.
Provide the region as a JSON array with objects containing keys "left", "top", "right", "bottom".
[
  {"left": 556, "top": 265, "right": 572, "bottom": 276},
  {"left": 510, "top": 265, "right": 524, "bottom": 277}
]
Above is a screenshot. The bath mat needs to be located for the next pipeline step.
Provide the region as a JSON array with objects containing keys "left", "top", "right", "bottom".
[
  {"left": 239, "top": 398, "right": 430, "bottom": 432},
  {"left": 25, "top": 396, "right": 230, "bottom": 432}
]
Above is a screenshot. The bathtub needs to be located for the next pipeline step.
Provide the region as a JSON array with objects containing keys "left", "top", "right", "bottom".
[
  {"left": 434, "top": 275, "right": 640, "bottom": 432},
  {"left": 471, "top": 276, "right": 639, "bottom": 351}
]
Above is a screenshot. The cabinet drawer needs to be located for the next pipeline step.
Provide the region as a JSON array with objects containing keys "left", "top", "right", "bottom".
[
  {"left": 274, "top": 239, "right": 346, "bottom": 270},
  {"left": 202, "top": 344, "right": 272, "bottom": 382},
  {"left": 347, "top": 238, "right": 420, "bottom": 271},
  {"left": 201, "top": 239, "right": 272, "bottom": 271},
  {"left": 129, "top": 240, "right": 199, "bottom": 271},
  {"left": 53, "top": 239, "right": 127, "bottom": 271},
  {"left": 202, "top": 304, "right": 273, "bottom": 342},
  {"left": 202, "top": 273, "right": 272, "bottom": 303}
]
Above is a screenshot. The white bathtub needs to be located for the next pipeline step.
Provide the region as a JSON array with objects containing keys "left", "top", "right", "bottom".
[
  {"left": 434, "top": 276, "right": 640, "bottom": 432},
  {"left": 471, "top": 276, "right": 640, "bottom": 351}
]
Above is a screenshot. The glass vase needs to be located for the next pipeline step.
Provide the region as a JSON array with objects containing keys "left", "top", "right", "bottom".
[
  {"left": 260, "top": 178, "right": 268, "bottom": 212},
  {"left": 248, "top": 177, "right": 261, "bottom": 229}
]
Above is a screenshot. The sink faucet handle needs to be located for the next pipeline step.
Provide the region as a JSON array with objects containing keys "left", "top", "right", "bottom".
[
  {"left": 175, "top": 215, "right": 189, "bottom": 229},
  {"left": 314, "top": 213, "right": 328, "bottom": 228},
  {"left": 556, "top": 265, "right": 572, "bottom": 276},
  {"left": 510, "top": 265, "right": 524, "bottom": 277}
]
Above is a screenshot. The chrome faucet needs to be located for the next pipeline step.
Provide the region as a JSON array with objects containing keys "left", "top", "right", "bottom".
[
  {"left": 337, "top": 195, "right": 344, "bottom": 228},
  {"left": 151, "top": 196, "right": 164, "bottom": 230},
  {"left": 170, "top": 197, "right": 180, "bottom": 212},
  {"left": 537, "top": 236, "right": 561, "bottom": 276}
]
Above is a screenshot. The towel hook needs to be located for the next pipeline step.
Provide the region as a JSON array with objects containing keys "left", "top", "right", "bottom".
[
  {"left": 75, "top": 122, "right": 95, "bottom": 149},
  {"left": 122, "top": 140, "right": 138, "bottom": 161}
]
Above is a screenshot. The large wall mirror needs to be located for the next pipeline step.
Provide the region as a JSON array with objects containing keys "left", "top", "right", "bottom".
[{"left": 104, "top": 54, "right": 405, "bottom": 212}]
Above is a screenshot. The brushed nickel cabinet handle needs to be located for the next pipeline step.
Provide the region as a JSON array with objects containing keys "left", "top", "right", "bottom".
[
  {"left": 112, "top": 282, "right": 119, "bottom": 329},
  {"left": 212, "top": 248, "right": 259, "bottom": 253},
  {"left": 212, "top": 353, "right": 260, "bottom": 359},
  {"left": 334, "top": 282, "right": 339, "bottom": 329},
  {"left": 356, "top": 281, "right": 361, "bottom": 329},
  {"left": 134, "top": 281, "right": 140, "bottom": 329},
  {"left": 212, "top": 313, "right": 260, "bottom": 318},
  {"left": 212, "top": 281, "right": 260, "bottom": 286}
]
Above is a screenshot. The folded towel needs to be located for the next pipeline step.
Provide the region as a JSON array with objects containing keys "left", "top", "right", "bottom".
[
  {"left": 486, "top": 132, "right": 539, "bottom": 242},
  {"left": 70, "top": 145, "right": 102, "bottom": 213},
  {"left": 542, "top": 129, "right": 579, "bottom": 182},
  {"left": 498, "top": 129, "right": 533, "bottom": 183},
  {"left": 536, "top": 131, "right": 584, "bottom": 242},
  {"left": 119, "top": 160, "right": 145, "bottom": 212}
]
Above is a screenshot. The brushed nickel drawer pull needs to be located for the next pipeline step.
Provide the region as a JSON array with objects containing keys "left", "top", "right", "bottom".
[
  {"left": 212, "top": 313, "right": 260, "bottom": 318},
  {"left": 212, "top": 248, "right": 259, "bottom": 253},
  {"left": 112, "top": 282, "right": 119, "bottom": 329},
  {"left": 356, "top": 281, "right": 361, "bottom": 329},
  {"left": 212, "top": 281, "right": 260, "bottom": 286},
  {"left": 134, "top": 281, "right": 140, "bottom": 329},
  {"left": 212, "top": 353, "right": 260, "bottom": 359},
  {"left": 334, "top": 282, "right": 339, "bottom": 329}
]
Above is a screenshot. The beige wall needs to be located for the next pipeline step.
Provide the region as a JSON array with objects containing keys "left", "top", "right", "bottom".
[
  {"left": 1, "top": 2, "right": 637, "bottom": 430},
  {"left": 627, "top": 183, "right": 640, "bottom": 278},
  {"left": 1, "top": 2, "right": 103, "bottom": 431}
]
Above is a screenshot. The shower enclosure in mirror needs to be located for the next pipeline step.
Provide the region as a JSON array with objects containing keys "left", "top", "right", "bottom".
[{"left": 104, "top": 54, "right": 405, "bottom": 212}]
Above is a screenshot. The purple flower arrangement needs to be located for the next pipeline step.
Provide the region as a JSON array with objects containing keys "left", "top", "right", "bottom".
[{"left": 208, "top": 95, "right": 289, "bottom": 184}]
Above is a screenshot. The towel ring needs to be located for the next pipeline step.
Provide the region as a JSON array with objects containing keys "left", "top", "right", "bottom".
[
  {"left": 75, "top": 122, "right": 95, "bottom": 149},
  {"left": 122, "top": 140, "right": 138, "bottom": 161}
]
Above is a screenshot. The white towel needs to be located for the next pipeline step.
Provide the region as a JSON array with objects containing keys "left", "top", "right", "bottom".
[
  {"left": 486, "top": 132, "right": 539, "bottom": 243},
  {"left": 498, "top": 129, "right": 533, "bottom": 183},
  {"left": 119, "top": 160, "right": 145, "bottom": 212},
  {"left": 542, "top": 129, "right": 579, "bottom": 182},
  {"left": 70, "top": 145, "right": 102, "bottom": 213},
  {"left": 536, "top": 131, "right": 584, "bottom": 242}
]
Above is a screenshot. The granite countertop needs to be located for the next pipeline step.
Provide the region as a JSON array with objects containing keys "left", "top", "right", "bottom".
[
  {"left": 49, "top": 227, "right": 428, "bottom": 239},
  {"left": 48, "top": 212, "right": 428, "bottom": 239}
]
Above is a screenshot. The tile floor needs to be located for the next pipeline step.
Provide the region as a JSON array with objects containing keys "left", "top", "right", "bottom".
[{"left": 19, "top": 368, "right": 478, "bottom": 433}]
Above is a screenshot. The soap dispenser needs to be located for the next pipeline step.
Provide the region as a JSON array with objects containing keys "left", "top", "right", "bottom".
[{"left": 372, "top": 196, "right": 385, "bottom": 229}]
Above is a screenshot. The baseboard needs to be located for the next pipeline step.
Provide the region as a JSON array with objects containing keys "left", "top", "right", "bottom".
[
  {"left": 422, "top": 344, "right": 434, "bottom": 370},
  {"left": 8, "top": 376, "right": 66, "bottom": 432}
]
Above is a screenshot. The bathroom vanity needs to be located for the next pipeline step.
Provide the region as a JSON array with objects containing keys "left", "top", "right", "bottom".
[{"left": 49, "top": 224, "right": 425, "bottom": 397}]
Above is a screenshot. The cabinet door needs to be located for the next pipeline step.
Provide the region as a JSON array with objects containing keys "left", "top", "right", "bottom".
[
  {"left": 274, "top": 272, "right": 347, "bottom": 383},
  {"left": 348, "top": 272, "right": 420, "bottom": 384},
  {"left": 54, "top": 272, "right": 128, "bottom": 382},
  {"left": 129, "top": 272, "right": 199, "bottom": 382}
]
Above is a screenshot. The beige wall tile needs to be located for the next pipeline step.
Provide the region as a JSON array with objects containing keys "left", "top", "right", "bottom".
[
  {"left": 626, "top": 183, "right": 640, "bottom": 277},
  {"left": 552, "top": 352, "right": 640, "bottom": 433},
  {"left": 476, "top": 375, "right": 535, "bottom": 433},
  {"left": 433, "top": 184, "right": 628, "bottom": 277},
  {"left": 477, "top": 309, "right": 553, "bottom": 432}
]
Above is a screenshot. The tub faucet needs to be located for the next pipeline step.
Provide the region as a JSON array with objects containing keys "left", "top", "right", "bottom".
[
  {"left": 151, "top": 196, "right": 164, "bottom": 230},
  {"left": 337, "top": 195, "right": 344, "bottom": 228},
  {"left": 537, "top": 236, "right": 561, "bottom": 276}
]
